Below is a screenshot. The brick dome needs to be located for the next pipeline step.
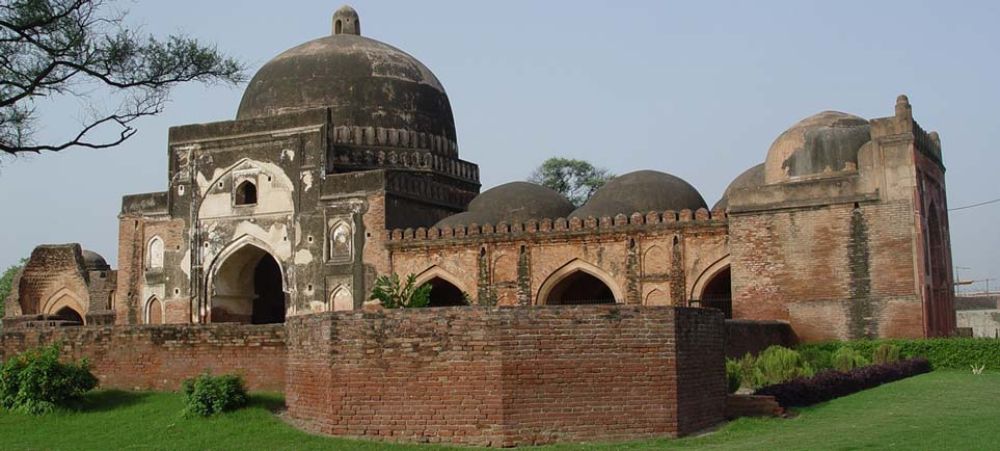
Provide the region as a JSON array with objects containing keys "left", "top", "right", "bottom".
[
  {"left": 436, "top": 182, "right": 574, "bottom": 228},
  {"left": 764, "top": 111, "right": 871, "bottom": 184},
  {"left": 571, "top": 170, "right": 706, "bottom": 219},
  {"left": 237, "top": 5, "right": 458, "bottom": 156}
]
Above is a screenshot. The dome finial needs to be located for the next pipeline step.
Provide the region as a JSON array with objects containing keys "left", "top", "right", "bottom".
[{"left": 333, "top": 5, "right": 360, "bottom": 36}]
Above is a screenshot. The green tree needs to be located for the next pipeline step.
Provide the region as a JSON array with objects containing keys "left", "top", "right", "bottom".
[
  {"left": 369, "top": 273, "right": 432, "bottom": 309},
  {"left": 528, "top": 157, "right": 614, "bottom": 207},
  {"left": 0, "top": 0, "right": 246, "bottom": 155},
  {"left": 0, "top": 258, "right": 26, "bottom": 320}
]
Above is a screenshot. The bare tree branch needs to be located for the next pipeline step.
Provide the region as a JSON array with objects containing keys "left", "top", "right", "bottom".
[{"left": 0, "top": 0, "right": 245, "bottom": 155}]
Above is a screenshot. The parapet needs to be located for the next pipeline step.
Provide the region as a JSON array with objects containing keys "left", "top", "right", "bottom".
[{"left": 386, "top": 207, "right": 727, "bottom": 244}]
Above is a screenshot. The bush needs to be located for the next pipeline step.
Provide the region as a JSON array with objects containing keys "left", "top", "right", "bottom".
[
  {"left": 181, "top": 372, "right": 247, "bottom": 417},
  {"left": 872, "top": 343, "right": 901, "bottom": 365},
  {"left": 369, "top": 273, "right": 432, "bottom": 309},
  {"left": 800, "top": 338, "right": 1000, "bottom": 371},
  {"left": 755, "top": 358, "right": 931, "bottom": 407},
  {"left": 832, "top": 347, "right": 870, "bottom": 372},
  {"left": 736, "top": 353, "right": 764, "bottom": 389},
  {"left": 755, "top": 346, "right": 813, "bottom": 386},
  {"left": 800, "top": 347, "right": 833, "bottom": 371},
  {"left": 725, "top": 359, "right": 742, "bottom": 394},
  {"left": 0, "top": 343, "right": 98, "bottom": 415}
]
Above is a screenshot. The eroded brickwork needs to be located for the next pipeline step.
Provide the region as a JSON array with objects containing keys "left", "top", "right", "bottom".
[
  {"left": 285, "top": 306, "right": 726, "bottom": 447},
  {"left": 0, "top": 324, "right": 286, "bottom": 391}
]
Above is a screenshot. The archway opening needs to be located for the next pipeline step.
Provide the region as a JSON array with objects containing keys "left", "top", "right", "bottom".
[
  {"left": 546, "top": 271, "right": 615, "bottom": 305},
  {"left": 54, "top": 306, "right": 84, "bottom": 325},
  {"left": 426, "top": 277, "right": 467, "bottom": 307},
  {"left": 701, "top": 266, "right": 732, "bottom": 319},
  {"left": 211, "top": 244, "right": 285, "bottom": 324},
  {"left": 252, "top": 255, "right": 285, "bottom": 324}
]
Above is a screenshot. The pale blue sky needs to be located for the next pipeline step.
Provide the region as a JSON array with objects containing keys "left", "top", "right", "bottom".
[{"left": 1, "top": 1, "right": 998, "bottom": 292}]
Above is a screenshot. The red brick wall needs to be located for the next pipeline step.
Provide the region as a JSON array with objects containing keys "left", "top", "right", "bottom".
[
  {"left": 0, "top": 325, "right": 286, "bottom": 392},
  {"left": 724, "top": 319, "right": 798, "bottom": 358},
  {"left": 285, "top": 306, "right": 726, "bottom": 447}
]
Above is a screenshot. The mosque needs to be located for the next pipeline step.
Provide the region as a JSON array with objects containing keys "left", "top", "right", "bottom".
[{"left": 4, "top": 6, "right": 955, "bottom": 342}]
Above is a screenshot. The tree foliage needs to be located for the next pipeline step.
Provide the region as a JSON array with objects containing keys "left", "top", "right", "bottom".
[
  {"left": 0, "top": 258, "right": 26, "bottom": 320},
  {"left": 0, "top": 0, "right": 246, "bottom": 155},
  {"left": 369, "top": 273, "right": 431, "bottom": 309},
  {"left": 528, "top": 157, "right": 613, "bottom": 207}
]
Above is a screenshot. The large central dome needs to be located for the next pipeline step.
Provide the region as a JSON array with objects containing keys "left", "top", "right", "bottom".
[{"left": 237, "top": 6, "right": 457, "bottom": 152}]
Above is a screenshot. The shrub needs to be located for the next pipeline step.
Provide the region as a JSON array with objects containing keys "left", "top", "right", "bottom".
[
  {"left": 799, "top": 338, "right": 1000, "bottom": 371},
  {"left": 800, "top": 347, "right": 833, "bottom": 371},
  {"left": 736, "top": 353, "right": 764, "bottom": 389},
  {"left": 725, "top": 359, "right": 742, "bottom": 394},
  {"left": 369, "top": 273, "right": 432, "bottom": 309},
  {"left": 181, "top": 372, "right": 247, "bottom": 417},
  {"left": 755, "top": 346, "right": 813, "bottom": 386},
  {"left": 832, "top": 347, "right": 870, "bottom": 372},
  {"left": 0, "top": 343, "right": 98, "bottom": 415},
  {"left": 755, "top": 358, "right": 931, "bottom": 407},
  {"left": 872, "top": 343, "right": 901, "bottom": 365}
]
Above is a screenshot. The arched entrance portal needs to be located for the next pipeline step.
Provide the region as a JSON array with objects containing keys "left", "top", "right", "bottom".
[
  {"left": 210, "top": 244, "right": 286, "bottom": 324},
  {"left": 54, "top": 306, "right": 84, "bottom": 324},
  {"left": 546, "top": 271, "right": 616, "bottom": 305},
  {"left": 700, "top": 266, "right": 732, "bottom": 318},
  {"left": 426, "top": 277, "right": 467, "bottom": 307}
]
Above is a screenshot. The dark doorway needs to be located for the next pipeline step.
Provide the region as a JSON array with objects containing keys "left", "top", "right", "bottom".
[
  {"left": 427, "top": 277, "right": 467, "bottom": 307},
  {"left": 251, "top": 254, "right": 285, "bottom": 324},
  {"left": 547, "top": 271, "right": 615, "bottom": 305},
  {"left": 54, "top": 306, "right": 84, "bottom": 325},
  {"left": 701, "top": 267, "right": 732, "bottom": 318}
]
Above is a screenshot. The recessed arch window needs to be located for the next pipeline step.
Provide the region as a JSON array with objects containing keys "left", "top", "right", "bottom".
[
  {"left": 148, "top": 236, "right": 164, "bottom": 269},
  {"left": 329, "top": 221, "right": 353, "bottom": 263},
  {"left": 235, "top": 180, "right": 258, "bottom": 206}
]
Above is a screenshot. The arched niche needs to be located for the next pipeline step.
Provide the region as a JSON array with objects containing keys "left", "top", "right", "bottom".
[{"left": 536, "top": 259, "right": 623, "bottom": 305}]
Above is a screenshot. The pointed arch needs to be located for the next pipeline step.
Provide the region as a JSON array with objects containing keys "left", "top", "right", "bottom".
[
  {"left": 205, "top": 235, "right": 287, "bottom": 324},
  {"left": 330, "top": 285, "right": 353, "bottom": 312},
  {"left": 235, "top": 180, "right": 258, "bottom": 205},
  {"left": 414, "top": 266, "right": 469, "bottom": 294},
  {"left": 690, "top": 255, "right": 731, "bottom": 301},
  {"left": 642, "top": 244, "right": 669, "bottom": 276},
  {"left": 328, "top": 219, "right": 353, "bottom": 263},
  {"left": 147, "top": 236, "right": 164, "bottom": 269},
  {"left": 43, "top": 288, "right": 85, "bottom": 325},
  {"left": 644, "top": 288, "right": 669, "bottom": 306},
  {"left": 145, "top": 296, "right": 163, "bottom": 324},
  {"left": 536, "top": 259, "right": 624, "bottom": 305}
]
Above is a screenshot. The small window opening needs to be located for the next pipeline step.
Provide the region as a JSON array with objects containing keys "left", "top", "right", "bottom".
[
  {"left": 335, "top": 20, "right": 342, "bottom": 34},
  {"left": 235, "top": 181, "right": 258, "bottom": 205}
]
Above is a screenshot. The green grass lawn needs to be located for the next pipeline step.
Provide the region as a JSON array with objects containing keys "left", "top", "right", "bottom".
[{"left": 0, "top": 371, "right": 997, "bottom": 450}]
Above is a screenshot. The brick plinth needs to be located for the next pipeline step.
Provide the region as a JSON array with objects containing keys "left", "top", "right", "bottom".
[{"left": 285, "top": 306, "right": 725, "bottom": 447}]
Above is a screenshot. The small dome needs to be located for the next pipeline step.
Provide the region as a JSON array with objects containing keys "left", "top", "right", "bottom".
[
  {"left": 713, "top": 163, "right": 765, "bottom": 210},
  {"left": 237, "top": 6, "right": 457, "bottom": 155},
  {"left": 571, "top": 170, "right": 706, "bottom": 219},
  {"left": 436, "top": 182, "right": 574, "bottom": 227},
  {"left": 82, "top": 250, "right": 110, "bottom": 271},
  {"left": 764, "top": 111, "right": 871, "bottom": 184}
]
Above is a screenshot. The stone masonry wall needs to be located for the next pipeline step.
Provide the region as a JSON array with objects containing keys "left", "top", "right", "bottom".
[
  {"left": 285, "top": 306, "right": 726, "bottom": 447},
  {"left": 0, "top": 324, "right": 286, "bottom": 392}
]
